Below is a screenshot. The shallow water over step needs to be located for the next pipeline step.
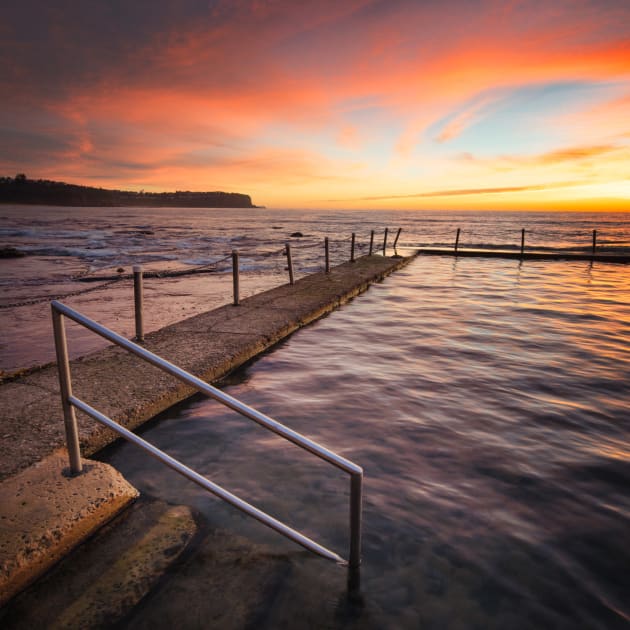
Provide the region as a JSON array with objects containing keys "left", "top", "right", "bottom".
[{"left": 100, "top": 255, "right": 630, "bottom": 628}]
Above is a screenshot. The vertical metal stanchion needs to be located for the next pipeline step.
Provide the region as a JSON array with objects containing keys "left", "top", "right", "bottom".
[
  {"left": 454, "top": 228, "right": 460, "bottom": 254},
  {"left": 383, "top": 227, "right": 388, "bottom": 256},
  {"left": 325, "top": 237, "right": 330, "bottom": 273},
  {"left": 232, "top": 250, "right": 240, "bottom": 305},
  {"left": 350, "top": 232, "right": 356, "bottom": 262},
  {"left": 348, "top": 471, "right": 363, "bottom": 592},
  {"left": 393, "top": 227, "right": 402, "bottom": 251},
  {"left": 369, "top": 230, "right": 374, "bottom": 256},
  {"left": 133, "top": 265, "right": 144, "bottom": 342},
  {"left": 285, "top": 242, "right": 294, "bottom": 285},
  {"left": 520, "top": 228, "right": 525, "bottom": 257},
  {"left": 592, "top": 229, "right": 597, "bottom": 257},
  {"left": 51, "top": 306, "right": 83, "bottom": 474},
  {"left": 348, "top": 472, "right": 363, "bottom": 569}
]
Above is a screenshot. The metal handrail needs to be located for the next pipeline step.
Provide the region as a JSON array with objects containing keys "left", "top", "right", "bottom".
[{"left": 51, "top": 300, "right": 362, "bottom": 571}]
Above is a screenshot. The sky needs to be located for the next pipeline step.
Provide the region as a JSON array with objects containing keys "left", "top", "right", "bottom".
[{"left": 1, "top": 0, "right": 629, "bottom": 210}]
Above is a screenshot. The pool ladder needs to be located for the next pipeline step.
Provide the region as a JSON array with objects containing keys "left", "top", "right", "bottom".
[{"left": 51, "top": 301, "right": 362, "bottom": 580}]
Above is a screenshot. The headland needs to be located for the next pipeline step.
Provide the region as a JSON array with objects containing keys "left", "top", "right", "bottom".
[{"left": 0, "top": 175, "right": 257, "bottom": 208}]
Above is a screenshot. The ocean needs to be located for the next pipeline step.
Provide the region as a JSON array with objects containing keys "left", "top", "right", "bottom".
[
  {"left": 100, "top": 251, "right": 629, "bottom": 628},
  {"left": 1, "top": 205, "right": 628, "bottom": 373},
  {"left": 1, "top": 206, "right": 629, "bottom": 627}
]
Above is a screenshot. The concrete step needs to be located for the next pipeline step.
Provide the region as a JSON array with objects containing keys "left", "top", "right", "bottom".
[
  {"left": 0, "top": 493, "right": 310, "bottom": 629},
  {"left": 0, "top": 452, "right": 138, "bottom": 606},
  {"left": 116, "top": 525, "right": 292, "bottom": 629},
  {"left": 0, "top": 498, "right": 197, "bottom": 628}
]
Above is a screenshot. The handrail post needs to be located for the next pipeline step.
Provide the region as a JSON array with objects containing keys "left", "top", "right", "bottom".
[
  {"left": 393, "top": 227, "right": 402, "bottom": 250},
  {"left": 285, "top": 242, "right": 294, "bottom": 285},
  {"left": 325, "top": 237, "right": 330, "bottom": 273},
  {"left": 520, "top": 228, "right": 525, "bottom": 257},
  {"left": 369, "top": 230, "right": 374, "bottom": 256},
  {"left": 592, "top": 229, "right": 597, "bottom": 257},
  {"left": 350, "top": 232, "right": 356, "bottom": 263},
  {"left": 133, "top": 265, "right": 144, "bottom": 342},
  {"left": 454, "top": 228, "right": 460, "bottom": 254},
  {"left": 349, "top": 472, "right": 362, "bottom": 570},
  {"left": 232, "top": 250, "right": 240, "bottom": 306},
  {"left": 383, "top": 228, "right": 388, "bottom": 256},
  {"left": 51, "top": 306, "right": 83, "bottom": 474}
]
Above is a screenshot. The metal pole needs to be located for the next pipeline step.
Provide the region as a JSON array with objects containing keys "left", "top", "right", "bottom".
[
  {"left": 232, "top": 250, "right": 240, "bottom": 306},
  {"left": 349, "top": 472, "right": 363, "bottom": 570},
  {"left": 285, "top": 243, "right": 294, "bottom": 285},
  {"left": 393, "top": 227, "right": 402, "bottom": 250},
  {"left": 592, "top": 229, "right": 597, "bottom": 257},
  {"left": 51, "top": 308, "right": 82, "bottom": 474},
  {"left": 133, "top": 265, "right": 144, "bottom": 342},
  {"left": 454, "top": 228, "right": 460, "bottom": 253},
  {"left": 383, "top": 227, "right": 388, "bottom": 256},
  {"left": 325, "top": 237, "right": 330, "bottom": 273},
  {"left": 350, "top": 232, "right": 356, "bottom": 262},
  {"left": 369, "top": 230, "right": 374, "bottom": 256},
  {"left": 520, "top": 228, "right": 525, "bottom": 257}
]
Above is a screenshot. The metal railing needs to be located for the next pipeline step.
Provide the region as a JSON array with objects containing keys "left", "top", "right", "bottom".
[{"left": 51, "top": 300, "right": 363, "bottom": 573}]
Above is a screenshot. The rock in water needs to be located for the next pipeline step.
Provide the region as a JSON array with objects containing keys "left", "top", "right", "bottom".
[{"left": 0, "top": 247, "right": 25, "bottom": 258}]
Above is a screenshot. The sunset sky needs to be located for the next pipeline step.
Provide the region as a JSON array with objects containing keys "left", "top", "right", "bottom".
[{"left": 1, "top": 0, "right": 629, "bottom": 209}]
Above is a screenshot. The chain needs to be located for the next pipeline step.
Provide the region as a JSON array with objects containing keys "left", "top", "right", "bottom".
[{"left": 0, "top": 277, "right": 124, "bottom": 309}]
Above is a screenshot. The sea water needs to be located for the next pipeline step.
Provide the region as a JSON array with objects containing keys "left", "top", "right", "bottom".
[
  {"left": 2, "top": 206, "right": 629, "bottom": 626},
  {"left": 97, "top": 253, "right": 629, "bottom": 628},
  {"left": 1, "top": 206, "right": 629, "bottom": 373}
]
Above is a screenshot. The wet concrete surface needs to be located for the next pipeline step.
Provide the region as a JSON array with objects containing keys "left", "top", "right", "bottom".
[{"left": 0, "top": 498, "right": 197, "bottom": 627}]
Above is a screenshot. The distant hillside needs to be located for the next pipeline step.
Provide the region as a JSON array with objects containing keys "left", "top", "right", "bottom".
[{"left": 0, "top": 174, "right": 257, "bottom": 208}]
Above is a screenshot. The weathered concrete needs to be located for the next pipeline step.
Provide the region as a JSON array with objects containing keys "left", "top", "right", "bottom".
[
  {"left": 109, "top": 525, "right": 292, "bottom": 629},
  {"left": 0, "top": 254, "right": 412, "bottom": 482},
  {"left": 0, "top": 499, "right": 197, "bottom": 628},
  {"left": 0, "top": 452, "right": 138, "bottom": 607},
  {"left": 417, "top": 247, "right": 630, "bottom": 263}
]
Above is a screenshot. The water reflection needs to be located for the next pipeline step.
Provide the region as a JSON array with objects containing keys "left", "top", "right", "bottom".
[{"left": 102, "top": 256, "right": 630, "bottom": 628}]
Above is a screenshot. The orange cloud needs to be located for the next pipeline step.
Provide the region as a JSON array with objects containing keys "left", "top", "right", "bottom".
[
  {"left": 535, "top": 144, "right": 622, "bottom": 164},
  {"left": 332, "top": 181, "right": 581, "bottom": 202}
]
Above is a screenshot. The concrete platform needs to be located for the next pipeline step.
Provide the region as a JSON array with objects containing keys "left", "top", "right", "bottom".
[
  {"left": 0, "top": 498, "right": 198, "bottom": 628},
  {"left": 0, "top": 452, "right": 138, "bottom": 606}
]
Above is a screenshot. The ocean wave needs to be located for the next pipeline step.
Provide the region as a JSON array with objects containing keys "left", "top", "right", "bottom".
[{"left": 21, "top": 245, "right": 119, "bottom": 259}]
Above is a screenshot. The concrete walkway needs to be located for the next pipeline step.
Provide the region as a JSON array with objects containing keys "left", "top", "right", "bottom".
[
  {"left": 0, "top": 254, "right": 412, "bottom": 482},
  {"left": 417, "top": 247, "right": 630, "bottom": 263},
  {"left": 0, "top": 254, "right": 413, "bottom": 605}
]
